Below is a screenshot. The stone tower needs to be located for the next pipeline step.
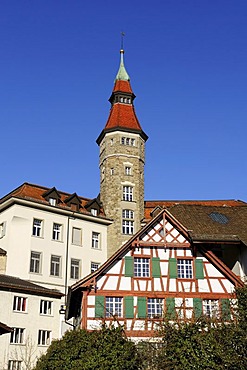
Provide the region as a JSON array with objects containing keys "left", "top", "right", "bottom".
[{"left": 97, "top": 49, "right": 148, "bottom": 256}]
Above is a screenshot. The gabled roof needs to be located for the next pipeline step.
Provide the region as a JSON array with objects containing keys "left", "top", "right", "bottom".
[
  {"left": 0, "top": 183, "right": 109, "bottom": 221},
  {"left": 0, "top": 274, "right": 63, "bottom": 298}
]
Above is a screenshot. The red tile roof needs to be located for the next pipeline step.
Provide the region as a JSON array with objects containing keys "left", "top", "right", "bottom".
[
  {"left": 104, "top": 103, "right": 142, "bottom": 131},
  {"left": 113, "top": 80, "right": 133, "bottom": 94}
]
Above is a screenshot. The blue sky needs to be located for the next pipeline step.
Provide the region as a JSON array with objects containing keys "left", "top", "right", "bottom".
[{"left": 1, "top": 1, "right": 247, "bottom": 201}]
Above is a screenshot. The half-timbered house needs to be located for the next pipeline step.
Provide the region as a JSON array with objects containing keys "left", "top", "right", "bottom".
[{"left": 67, "top": 208, "right": 244, "bottom": 340}]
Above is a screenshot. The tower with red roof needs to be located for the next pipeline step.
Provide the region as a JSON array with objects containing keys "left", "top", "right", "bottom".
[{"left": 97, "top": 49, "right": 148, "bottom": 256}]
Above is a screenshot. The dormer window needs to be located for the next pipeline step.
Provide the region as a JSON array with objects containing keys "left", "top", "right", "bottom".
[
  {"left": 91, "top": 208, "right": 98, "bottom": 216},
  {"left": 121, "top": 137, "right": 135, "bottom": 146},
  {"left": 49, "top": 198, "right": 56, "bottom": 206}
]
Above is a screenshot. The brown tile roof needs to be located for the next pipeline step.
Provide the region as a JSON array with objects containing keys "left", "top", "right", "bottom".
[
  {"left": 0, "top": 274, "right": 63, "bottom": 298},
  {"left": 104, "top": 103, "right": 142, "bottom": 132},
  {"left": 113, "top": 80, "right": 133, "bottom": 93},
  {"left": 165, "top": 203, "right": 247, "bottom": 245},
  {"left": 0, "top": 183, "right": 106, "bottom": 218}
]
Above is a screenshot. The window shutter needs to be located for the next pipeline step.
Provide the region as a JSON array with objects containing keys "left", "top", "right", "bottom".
[
  {"left": 137, "top": 297, "right": 147, "bottom": 318},
  {"left": 195, "top": 259, "right": 204, "bottom": 279},
  {"left": 152, "top": 257, "right": 161, "bottom": 277},
  {"left": 95, "top": 296, "right": 105, "bottom": 318},
  {"left": 125, "top": 256, "right": 134, "bottom": 277},
  {"left": 221, "top": 299, "right": 231, "bottom": 320},
  {"left": 193, "top": 298, "right": 203, "bottom": 318},
  {"left": 169, "top": 258, "right": 177, "bottom": 278},
  {"left": 72, "top": 228, "right": 81, "bottom": 245},
  {"left": 124, "top": 296, "right": 134, "bottom": 319},
  {"left": 166, "top": 298, "right": 176, "bottom": 319}
]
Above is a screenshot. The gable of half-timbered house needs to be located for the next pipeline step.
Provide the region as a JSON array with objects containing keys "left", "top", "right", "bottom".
[{"left": 68, "top": 210, "right": 243, "bottom": 340}]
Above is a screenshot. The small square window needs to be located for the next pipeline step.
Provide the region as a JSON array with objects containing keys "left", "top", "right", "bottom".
[
  {"left": 177, "top": 259, "right": 193, "bottom": 279},
  {"left": 91, "top": 262, "right": 100, "bottom": 273},
  {"left": 13, "top": 296, "right": 27, "bottom": 312},
  {"left": 203, "top": 299, "right": 219, "bottom": 318},
  {"left": 105, "top": 297, "right": 122, "bottom": 318},
  {"left": 10, "top": 328, "right": 25, "bottom": 344},
  {"left": 91, "top": 208, "right": 98, "bottom": 216},
  {"left": 38, "top": 330, "right": 51, "bottom": 346},
  {"left": 134, "top": 258, "right": 150, "bottom": 277},
  {"left": 40, "top": 300, "right": 53, "bottom": 315},
  {"left": 148, "top": 298, "right": 163, "bottom": 318},
  {"left": 49, "top": 198, "right": 56, "bottom": 206}
]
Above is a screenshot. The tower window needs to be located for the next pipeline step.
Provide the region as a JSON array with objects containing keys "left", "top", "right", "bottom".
[
  {"left": 110, "top": 168, "right": 114, "bottom": 175},
  {"left": 121, "top": 137, "right": 135, "bottom": 146},
  {"left": 125, "top": 166, "right": 131, "bottom": 175},
  {"left": 122, "top": 210, "right": 134, "bottom": 234},
  {"left": 123, "top": 186, "right": 133, "bottom": 201}
]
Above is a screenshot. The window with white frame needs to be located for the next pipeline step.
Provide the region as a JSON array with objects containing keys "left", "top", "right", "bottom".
[
  {"left": 10, "top": 328, "right": 25, "bottom": 344},
  {"left": 105, "top": 297, "right": 122, "bottom": 318},
  {"left": 92, "top": 232, "right": 100, "bottom": 249},
  {"left": 13, "top": 296, "right": 27, "bottom": 312},
  {"left": 91, "top": 208, "right": 97, "bottom": 216},
  {"left": 72, "top": 227, "right": 82, "bottom": 246},
  {"left": 91, "top": 262, "right": 100, "bottom": 273},
  {"left": 8, "top": 360, "right": 22, "bottom": 370},
  {"left": 49, "top": 198, "right": 56, "bottom": 206},
  {"left": 50, "top": 255, "right": 61, "bottom": 277},
  {"left": 110, "top": 168, "right": 114, "bottom": 175},
  {"left": 148, "top": 298, "right": 163, "bottom": 318},
  {"left": 125, "top": 166, "right": 131, "bottom": 175},
  {"left": 123, "top": 186, "right": 133, "bottom": 201},
  {"left": 0, "top": 221, "right": 6, "bottom": 238},
  {"left": 203, "top": 299, "right": 219, "bottom": 318},
  {"left": 177, "top": 259, "right": 193, "bottom": 279},
  {"left": 70, "top": 259, "right": 80, "bottom": 280},
  {"left": 52, "top": 223, "right": 62, "bottom": 241},
  {"left": 122, "top": 209, "right": 134, "bottom": 234},
  {"left": 38, "top": 330, "right": 51, "bottom": 346},
  {"left": 30, "top": 251, "right": 41, "bottom": 274},
  {"left": 40, "top": 300, "right": 53, "bottom": 315},
  {"left": 134, "top": 258, "right": 150, "bottom": 277},
  {"left": 32, "top": 219, "right": 42, "bottom": 237}
]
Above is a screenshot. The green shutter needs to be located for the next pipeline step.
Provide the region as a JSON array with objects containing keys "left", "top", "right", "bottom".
[
  {"left": 95, "top": 295, "right": 105, "bottom": 318},
  {"left": 137, "top": 297, "right": 147, "bottom": 318},
  {"left": 193, "top": 298, "right": 203, "bottom": 319},
  {"left": 221, "top": 299, "right": 231, "bottom": 321},
  {"left": 124, "top": 296, "right": 134, "bottom": 319},
  {"left": 169, "top": 258, "right": 177, "bottom": 278},
  {"left": 166, "top": 297, "right": 176, "bottom": 319},
  {"left": 195, "top": 259, "right": 204, "bottom": 279},
  {"left": 152, "top": 257, "right": 161, "bottom": 277},
  {"left": 125, "top": 256, "right": 134, "bottom": 277}
]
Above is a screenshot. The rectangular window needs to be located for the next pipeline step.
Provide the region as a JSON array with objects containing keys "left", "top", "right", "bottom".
[
  {"left": 30, "top": 252, "right": 41, "bottom": 274},
  {"left": 0, "top": 221, "right": 6, "bottom": 238},
  {"left": 10, "top": 328, "right": 24, "bottom": 344},
  {"left": 92, "top": 232, "right": 100, "bottom": 249},
  {"left": 105, "top": 297, "right": 122, "bottom": 318},
  {"left": 38, "top": 330, "right": 51, "bottom": 346},
  {"left": 122, "top": 209, "right": 134, "bottom": 234},
  {"left": 125, "top": 166, "right": 131, "bottom": 175},
  {"left": 123, "top": 186, "right": 133, "bottom": 201},
  {"left": 49, "top": 198, "right": 56, "bottom": 206},
  {"left": 70, "top": 259, "right": 80, "bottom": 279},
  {"left": 91, "top": 208, "right": 97, "bottom": 216},
  {"left": 32, "top": 219, "right": 42, "bottom": 237},
  {"left": 13, "top": 296, "right": 27, "bottom": 312},
  {"left": 91, "top": 262, "right": 100, "bottom": 273},
  {"left": 52, "top": 223, "right": 62, "bottom": 241},
  {"left": 203, "top": 299, "right": 219, "bottom": 318},
  {"left": 8, "top": 360, "right": 22, "bottom": 370},
  {"left": 148, "top": 298, "right": 163, "bottom": 318},
  {"left": 134, "top": 258, "right": 150, "bottom": 277},
  {"left": 177, "top": 259, "right": 193, "bottom": 279},
  {"left": 50, "top": 255, "right": 61, "bottom": 277},
  {"left": 72, "top": 227, "right": 82, "bottom": 246},
  {"left": 40, "top": 300, "right": 53, "bottom": 315}
]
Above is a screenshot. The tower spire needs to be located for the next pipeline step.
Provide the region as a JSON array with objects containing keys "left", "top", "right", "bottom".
[{"left": 115, "top": 44, "right": 130, "bottom": 82}]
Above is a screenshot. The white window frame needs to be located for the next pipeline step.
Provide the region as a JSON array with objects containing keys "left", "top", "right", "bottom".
[
  {"left": 30, "top": 251, "right": 41, "bottom": 274},
  {"left": 91, "top": 208, "right": 97, "bottom": 216},
  {"left": 72, "top": 227, "right": 82, "bottom": 246},
  {"left": 10, "top": 328, "right": 25, "bottom": 344},
  {"left": 8, "top": 360, "right": 22, "bottom": 370},
  {"left": 92, "top": 232, "right": 100, "bottom": 249},
  {"left": 13, "top": 296, "right": 27, "bottom": 313},
  {"left": 32, "top": 219, "right": 42, "bottom": 237},
  {"left": 49, "top": 198, "right": 56, "bottom": 206},
  {"left": 70, "top": 258, "right": 80, "bottom": 280},
  {"left": 91, "top": 262, "right": 100, "bottom": 273},
  {"left": 50, "top": 255, "right": 61, "bottom": 277},
  {"left": 105, "top": 297, "right": 122, "bottom": 318},
  {"left": 122, "top": 220, "right": 134, "bottom": 235},
  {"left": 123, "top": 186, "right": 133, "bottom": 201},
  {"left": 148, "top": 298, "right": 163, "bottom": 318},
  {"left": 177, "top": 259, "right": 193, "bottom": 279},
  {"left": 203, "top": 299, "right": 219, "bottom": 318},
  {"left": 134, "top": 258, "right": 150, "bottom": 277},
  {"left": 38, "top": 330, "right": 51, "bottom": 346},
  {"left": 52, "top": 223, "right": 62, "bottom": 241},
  {"left": 40, "top": 300, "right": 53, "bottom": 315}
]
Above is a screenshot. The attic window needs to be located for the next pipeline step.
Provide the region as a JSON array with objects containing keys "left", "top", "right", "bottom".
[
  {"left": 209, "top": 212, "right": 229, "bottom": 225},
  {"left": 91, "top": 209, "right": 98, "bottom": 216},
  {"left": 49, "top": 198, "right": 56, "bottom": 206}
]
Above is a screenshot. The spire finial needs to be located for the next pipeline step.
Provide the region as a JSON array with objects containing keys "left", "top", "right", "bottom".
[{"left": 121, "top": 31, "right": 125, "bottom": 51}]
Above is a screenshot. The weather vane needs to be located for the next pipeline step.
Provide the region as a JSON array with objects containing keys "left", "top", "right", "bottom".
[{"left": 121, "top": 31, "right": 125, "bottom": 50}]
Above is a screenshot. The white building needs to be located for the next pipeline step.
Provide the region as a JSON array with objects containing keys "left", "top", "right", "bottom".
[{"left": 0, "top": 274, "right": 62, "bottom": 370}]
